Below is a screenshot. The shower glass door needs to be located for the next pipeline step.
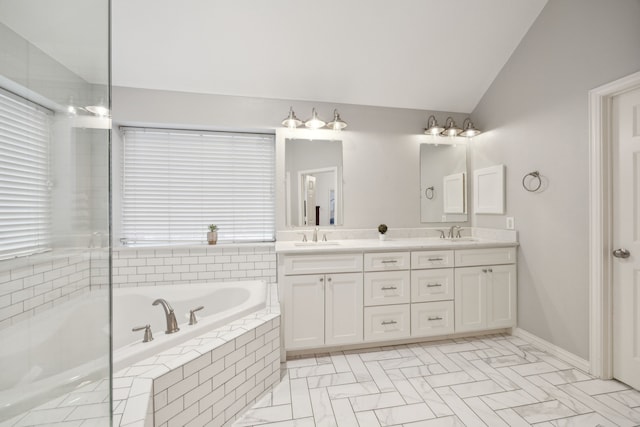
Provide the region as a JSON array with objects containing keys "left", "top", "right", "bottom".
[{"left": 0, "top": 0, "right": 112, "bottom": 425}]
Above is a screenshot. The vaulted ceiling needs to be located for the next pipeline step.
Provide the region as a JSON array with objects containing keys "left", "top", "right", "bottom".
[{"left": 1, "top": 0, "right": 548, "bottom": 113}]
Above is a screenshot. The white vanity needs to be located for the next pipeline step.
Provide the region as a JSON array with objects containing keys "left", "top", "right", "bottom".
[{"left": 276, "top": 237, "right": 517, "bottom": 353}]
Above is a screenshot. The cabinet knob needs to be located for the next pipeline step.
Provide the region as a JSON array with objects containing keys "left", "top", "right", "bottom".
[
  {"left": 488, "top": 268, "right": 493, "bottom": 273},
  {"left": 319, "top": 277, "right": 324, "bottom": 282},
  {"left": 482, "top": 269, "right": 488, "bottom": 273},
  {"left": 327, "top": 277, "right": 332, "bottom": 282}
]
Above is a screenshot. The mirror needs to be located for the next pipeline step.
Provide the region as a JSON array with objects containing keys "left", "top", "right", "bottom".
[
  {"left": 420, "top": 143, "right": 468, "bottom": 223},
  {"left": 285, "top": 139, "right": 343, "bottom": 227}
]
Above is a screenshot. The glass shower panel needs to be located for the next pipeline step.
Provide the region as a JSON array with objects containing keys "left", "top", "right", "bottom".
[{"left": 0, "top": 0, "right": 111, "bottom": 425}]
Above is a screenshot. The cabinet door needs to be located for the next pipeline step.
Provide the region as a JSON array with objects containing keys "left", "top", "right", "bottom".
[
  {"left": 454, "top": 267, "right": 486, "bottom": 332},
  {"left": 284, "top": 275, "right": 325, "bottom": 349},
  {"left": 487, "top": 264, "right": 517, "bottom": 329},
  {"left": 326, "top": 273, "right": 364, "bottom": 345}
]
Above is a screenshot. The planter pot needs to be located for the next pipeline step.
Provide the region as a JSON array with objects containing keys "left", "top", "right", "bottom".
[
  {"left": 379, "top": 233, "right": 386, "bottom": 241},
  {"left": 207, "top": 231, "right": 218, "bottom": 245}
]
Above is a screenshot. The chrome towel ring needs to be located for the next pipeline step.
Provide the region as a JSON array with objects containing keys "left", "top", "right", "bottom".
[
  {"left": 425, "top": 186, "right": 435, "bottom": 200},
  {"left": 522, "top": 171, "right": 542, "bottom": 192}
]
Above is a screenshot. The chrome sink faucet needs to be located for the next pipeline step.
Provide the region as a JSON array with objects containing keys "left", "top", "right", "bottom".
[
  {"left": 448, "top": 225, "right": 462, "bottom": 239},
  {"left": 152, "top": 298, "right": 180, "bottom": 334},
  {"left": 312, "top": 227, "right": 319, "bottom": 242}
]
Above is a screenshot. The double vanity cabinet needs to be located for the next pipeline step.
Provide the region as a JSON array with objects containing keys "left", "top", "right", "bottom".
[{"left": 277, "top": 241, "right": 517, "bottom": 352}]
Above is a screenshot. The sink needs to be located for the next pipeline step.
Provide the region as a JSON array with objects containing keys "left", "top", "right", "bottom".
[
  {"left": 293, "top": 241, "right": 341, "bottom": 247},
  {"left": 443, "top": 237, "right": 479, "bottom": 242}
]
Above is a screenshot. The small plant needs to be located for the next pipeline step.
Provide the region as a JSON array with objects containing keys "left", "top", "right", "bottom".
[
  {"left": 208, "top": 224, "right": 218, "bottom": 232},
  {"left": 378, "top": 224, "right": 388, "bottom": 234}
]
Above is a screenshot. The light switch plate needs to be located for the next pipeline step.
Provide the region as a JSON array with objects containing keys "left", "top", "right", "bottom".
[{"left": 506, "top": 217, "right": 515, "bottom": 230}]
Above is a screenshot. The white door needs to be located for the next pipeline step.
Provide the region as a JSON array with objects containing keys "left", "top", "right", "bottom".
[
  {"left": 325, "top": 273, "right": 363, "bottom": 345},
  {"left": 284, "top": 274, "right": 324, "bottom": 349},
  {"left": 612, "top": 86, "right": 640, "bottom": 390},
  {"left": 303, "top": 175, "right": 316, "bottom": 226}
]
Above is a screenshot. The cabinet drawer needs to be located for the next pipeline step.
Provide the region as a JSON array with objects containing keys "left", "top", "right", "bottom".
[
  {"left": 364, "top": 271, "right": 411, "bottom": 306},
  {"left": 411, "top": 250, "right": 454, "bottom": 269},
  {"left": 411, "top": 301, "right": 454, "bottom": 337},
  {"left": 455, "top": 247, "right": 516, "bottom": 267},
  {"left": 411, "top": 269, "right": 454, "bottom": 302},
  {"left": 364, "top": 252, "right": 410, "bottom": 272},
  {"left": 283, "top": 253, "right": 363, "bottom": 275},
  {"left": 364, "top": 304, "right": 410, "bottom": 342}
]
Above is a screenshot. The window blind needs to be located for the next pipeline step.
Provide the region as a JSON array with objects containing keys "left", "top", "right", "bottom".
[
  {"left": 121, "top": 128, "right": 275, "bottom": 245},
  {"left": 0, "top": 89, "right": 51, "bottom": 260}
]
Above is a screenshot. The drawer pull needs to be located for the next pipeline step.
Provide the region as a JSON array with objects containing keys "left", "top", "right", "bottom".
[
  {"left": 428, "top": 316, "right": 443, "bottom": 321},
  {"left": 381, "top": 320, "right": 398, "bottom": 326},
  {"left": 426, "top": 283, "right": 442, "bottom": 288},
  {"left": 428, "top": 257, "right": 444, "bottom": 261},
  {"left": 381, "top": 260, "right": 398, "bottom": 264},
  {"left": 381, "top": 286, "right": 398, "bottom": 291}
]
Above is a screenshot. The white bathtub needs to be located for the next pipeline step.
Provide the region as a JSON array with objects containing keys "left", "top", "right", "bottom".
[
  {"left": 112, "top": 280, "right": 267, "bottom": 372},
  {"left": 0, "top": 280, "right": 267, "bottom": 422},
  {"left": 0, "top": 290, "right": 110, "bottom": 421}
]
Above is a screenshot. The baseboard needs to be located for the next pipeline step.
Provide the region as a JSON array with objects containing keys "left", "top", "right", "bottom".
[{"left": 513, "top": 327, "right": 590, "bottom": 373}]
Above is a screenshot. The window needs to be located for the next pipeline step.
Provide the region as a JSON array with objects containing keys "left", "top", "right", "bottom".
[
  {"left": 0, "top": 89, "right": 51, "bottom": 260},
  {"left": 121, "top": 128, "right": 275, "bottom": 245}
]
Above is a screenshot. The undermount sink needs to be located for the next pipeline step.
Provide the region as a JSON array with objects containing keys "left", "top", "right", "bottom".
[
  {"left": 293, "top": 241, "right": 341, "bottom": 247},
  {"left": 442, "top": 237, "right": 479, "bottom": 242}
]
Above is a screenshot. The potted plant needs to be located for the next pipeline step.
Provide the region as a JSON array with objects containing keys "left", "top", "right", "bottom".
[
  {"left": 207, "top": 224, "right": 218, "bottom": 245},
  {"left": 378, "top": 224, "right": 388, "bottom": 241}
]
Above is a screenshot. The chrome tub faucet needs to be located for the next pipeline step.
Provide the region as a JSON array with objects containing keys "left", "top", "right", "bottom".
[{"left": 152, "top": 298, "right": 180, "bottom": 334}]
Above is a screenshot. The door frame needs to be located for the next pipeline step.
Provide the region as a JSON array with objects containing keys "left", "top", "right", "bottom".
[{"left": 589, "top": 70, "right": 640, "bottom": 378}]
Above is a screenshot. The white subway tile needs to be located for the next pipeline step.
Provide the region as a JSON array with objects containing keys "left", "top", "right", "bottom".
[
  {"left": 215, "top": 255, "right": 231, "bottom": 264},
  {"left": 172, "top": 265, "right": 189, "bottom": 273},
  {"left": 181, "top": 257, "right": 198, "bottom": 265},
  {"left": 155, "top": 368, "right": 184, "bottom": 393},
  {"left": 215, "top": 271, "right": 231, "bottom": 279},
  {"left": 128, "top": 258, "right": 147, "bottom": 267},
  {"left": 167, "top": 373, "right": 199, "bottom": 403},
  {"left": 189, "top": 264, "right": 206, "bottom": 273},
  {"left": 223, "top": 263, "right": 239, "bottom": 271},
  {"left": 206, "top": 264, "right": 223, "bottom": 272},
  {"left": 0, "top": 279, "right": 23, "bottom": 296}
]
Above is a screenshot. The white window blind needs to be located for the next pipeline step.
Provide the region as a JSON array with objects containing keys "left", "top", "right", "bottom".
[
  {"left": 121, "top": 128, "right": 275, "bottom": 245},
  {"left": 0, "top": 89, "right": 51, "bottom": 260}
]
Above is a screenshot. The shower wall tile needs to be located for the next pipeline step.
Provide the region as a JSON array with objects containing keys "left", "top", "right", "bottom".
[
  {"left": 110, "top": 244, "right": 276, "bottom": 288},
  {"left": 0, "top": 251, "right": 92, "bottom": 329}
]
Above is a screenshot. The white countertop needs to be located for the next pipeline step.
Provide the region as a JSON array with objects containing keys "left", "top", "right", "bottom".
[{"left": 275, "top": 237, "right": 518, "bottom": 254}]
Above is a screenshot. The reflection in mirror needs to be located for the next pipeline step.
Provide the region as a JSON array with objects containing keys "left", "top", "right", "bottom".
[
  {"left": 420, "top": 143, "right": 468, "bottom": 223},
  {"left": 285, "top": 139, "right": 343, "bottom": 227}
]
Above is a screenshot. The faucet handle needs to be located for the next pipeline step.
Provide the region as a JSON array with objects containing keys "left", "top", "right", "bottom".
[
  {"left": 437, "top": 229, "right": 446, "bottom": 239},
  {"left": 298, "top": 232, "right": 307, "bottom": 242},
  {"left": 132, "top": 324, "right": 154, "bottom": 343},
  {"left": 189, "top": 306, "right": 204, "bottom": 325}
]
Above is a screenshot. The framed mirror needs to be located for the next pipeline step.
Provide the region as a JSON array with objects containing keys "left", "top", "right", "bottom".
[
  {"left": 285, "top": 138, "right": 343, "bottom": 227},
  {"left": 420, "top": 143, "right": 468, "bottom": 223}
]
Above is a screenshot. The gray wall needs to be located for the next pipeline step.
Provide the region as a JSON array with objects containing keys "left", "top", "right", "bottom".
[
  {"left": 112, "top": 87, "right": 469, "bottom": 241},
  {"left": 471, "top": 0, "right": 640, "bottom": 359}
]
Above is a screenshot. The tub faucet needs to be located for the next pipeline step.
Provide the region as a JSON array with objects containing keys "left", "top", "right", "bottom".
[{"left": 152, "top": 298, "right": 180, "bottom": 334}]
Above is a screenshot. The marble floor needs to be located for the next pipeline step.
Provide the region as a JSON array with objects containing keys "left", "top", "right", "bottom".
[{"left": 233, "top": 334, "right": 640, "bottom": 427}]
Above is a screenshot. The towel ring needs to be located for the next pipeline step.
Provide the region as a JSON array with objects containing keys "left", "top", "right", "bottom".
[
  {"left": 425, "top": 186, "right": 435, "bottom": 200},
  {"left": 522, "top": 171, "right": 542, "bottom": 192}
]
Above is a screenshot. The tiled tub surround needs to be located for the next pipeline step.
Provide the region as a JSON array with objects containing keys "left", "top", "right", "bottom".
[
  {"left": 0, "top": 282, "right": 280, "bottom": 427},
  {"left": 111, "top": 244, "right": 276, "bottom": 288},
  {"left": 114, "top": 282, "right": 281, "bottom": 427},
  {"left": 113, "top": 281, "right": 267, "bottom": 371},
  {"left": 0, "top": 249, "right": 94, "bottom": 329}
]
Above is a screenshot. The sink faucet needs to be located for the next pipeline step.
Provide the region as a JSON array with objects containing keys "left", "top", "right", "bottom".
[
  {"left": 312, "top": 227, "right": 319, "bottom": 242},
  {"left": 152, "top": 298, "right": 180, "bottom": 334},
  {"left": 448, "top": 225, "right": 462, "bottom": 239}
]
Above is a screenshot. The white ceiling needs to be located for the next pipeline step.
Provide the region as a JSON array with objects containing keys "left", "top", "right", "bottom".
[{"left": 1, "top": 0, "right": 548, "bottom": 113}]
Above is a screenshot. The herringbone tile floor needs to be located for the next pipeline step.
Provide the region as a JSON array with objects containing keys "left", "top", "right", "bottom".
[{"left": 234, "top": 334, "right": 640, "bottom": 427}]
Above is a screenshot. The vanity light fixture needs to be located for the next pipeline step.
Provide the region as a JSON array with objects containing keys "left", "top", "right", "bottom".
[
  {"left": 424, "top": 115, "right": 481, "bottom": 138},
  {"left": 441, "top": 117, "right": 462, "bottom": 137},
  {"left": 459, "top": 118, "right": 481, "bottom": 138},
  {"left": 327, "top": 109, "right": 347, "bottom": 130},
  {"left": 424, "top": 115, "right": 445, "bottom": 135},
  {"left": 305, "top": 108, "right": 326, "bottom": 129},
  {"left": 281, "top": 106, "right": 303, "bottom": 128}
]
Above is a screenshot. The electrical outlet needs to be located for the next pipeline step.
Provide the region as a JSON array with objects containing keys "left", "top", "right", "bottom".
[{"left": 506, "top": 217, "right": 515, "bottom": 230}]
